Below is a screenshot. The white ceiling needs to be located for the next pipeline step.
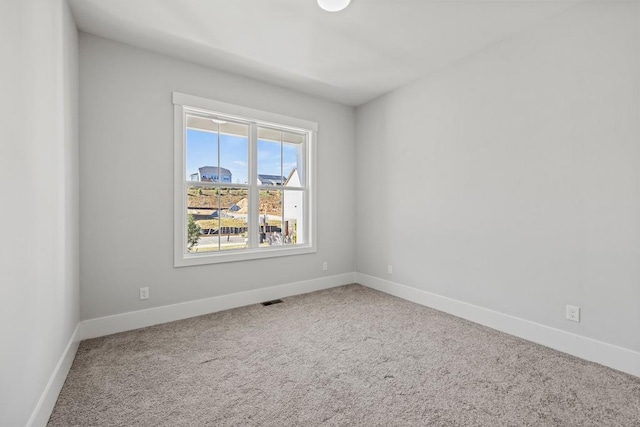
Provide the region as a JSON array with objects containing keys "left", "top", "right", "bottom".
[{"left": 68, "top": 0, "right": 581, "bottom": 106}]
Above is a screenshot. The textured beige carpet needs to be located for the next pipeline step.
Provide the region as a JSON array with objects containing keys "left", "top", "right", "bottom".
[{"left": 49, "top": 284, "right": 640, "bottom": 426}]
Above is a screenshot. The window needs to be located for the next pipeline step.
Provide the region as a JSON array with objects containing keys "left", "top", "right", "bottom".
[{"left": 173, "top": 92, "right": 317, "bottom": 266}]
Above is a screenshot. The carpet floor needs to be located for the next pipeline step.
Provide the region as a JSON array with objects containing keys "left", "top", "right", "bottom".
[{"left": 49, "top": 284, "right": 640, "bottom": 426}]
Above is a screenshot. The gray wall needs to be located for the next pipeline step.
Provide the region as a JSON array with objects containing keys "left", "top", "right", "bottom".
[
  {"left": 3, "top": 3, "right": 638, "bottom": 423},
  {"left": 356, "top": 2, "right": 640, "bottom": 352},
  {"left": 0, "top": 0, "right": 80, "bottom": 425},
  {"left": 79, "top": 34, "right": 356, "bottom": 320}
]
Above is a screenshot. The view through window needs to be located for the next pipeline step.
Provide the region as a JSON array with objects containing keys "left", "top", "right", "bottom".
[{"left": 174, "top": 93, "right": 316, "bottom": 266}]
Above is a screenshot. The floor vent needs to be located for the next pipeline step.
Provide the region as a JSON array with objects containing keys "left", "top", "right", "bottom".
[{"left": 261, "top": 299, "right": 284, "bottom": 306}]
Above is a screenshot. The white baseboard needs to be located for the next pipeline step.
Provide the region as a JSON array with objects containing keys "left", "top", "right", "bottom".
[
  {"left": 80, "top": 272, "right": 356, "bottom": 340},
  {"left": 357, "top": 273, "right": 640, "bottom": 378},
  {"left": 26, "top": 324, "right": 80, "bottom": 427}
]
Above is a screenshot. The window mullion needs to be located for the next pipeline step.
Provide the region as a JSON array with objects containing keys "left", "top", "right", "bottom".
[
  {"left": 217, "top": 123, "right": 221, "bottom": 251},
  {"left": 248, "top": 123, "right": 259, "bottom": 248},
  {"left": 280, "top": 132, "right": 284, "bottom": 241}
]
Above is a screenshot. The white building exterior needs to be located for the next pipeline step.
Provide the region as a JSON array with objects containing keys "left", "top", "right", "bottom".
[{"left": 283, "top": 168, "right": 304, "bottom": 244}]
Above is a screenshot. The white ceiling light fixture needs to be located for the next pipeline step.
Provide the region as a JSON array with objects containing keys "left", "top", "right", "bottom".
[{"left": 317, "top": 0, "right": 351, "bottom": 12}]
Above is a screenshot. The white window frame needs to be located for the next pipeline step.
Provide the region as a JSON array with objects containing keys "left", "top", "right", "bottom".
[{"left": 173, "top": 92, "right": 318, "bottom": 267}]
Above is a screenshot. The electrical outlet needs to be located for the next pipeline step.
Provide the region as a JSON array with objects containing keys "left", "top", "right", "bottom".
[
  {"left": 566, "top": 305, "right": 580, "bottom": 322},
  {"left": 387, "top": 265, "right": 393, "bottom": 275},
  {"left": 139, "top": 287, "right": 150, "bottom": 300},
  {"left": 322, "top": 261, "right": 328, "bottom": 271}
]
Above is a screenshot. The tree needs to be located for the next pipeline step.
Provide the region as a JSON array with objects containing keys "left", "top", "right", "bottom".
[{"left": 187, "top": 214, "right": 201, "bottom": 251}]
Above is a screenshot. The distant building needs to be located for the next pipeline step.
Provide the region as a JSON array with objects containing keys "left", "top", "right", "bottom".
[
  {"left": 283, "top": 168, "right": 303, "bottom": 243},
  {"left": 190, "top": 166, "right": 232, "bottom": 183},
  {"left": 258, "top": 174, "right": 286, "bottom": 185}
]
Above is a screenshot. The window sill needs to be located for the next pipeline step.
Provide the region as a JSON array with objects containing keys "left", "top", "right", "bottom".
[{"left": 174, "top": 244, "right": 316, "bottom": 267}]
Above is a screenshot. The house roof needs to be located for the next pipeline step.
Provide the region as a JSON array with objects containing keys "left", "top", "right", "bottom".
[
  {"left": 258, "top": 174, "right": 285, "bottom": 185},
  {"left": 285, "top": 168, "right": 298, "bottom": 185}
]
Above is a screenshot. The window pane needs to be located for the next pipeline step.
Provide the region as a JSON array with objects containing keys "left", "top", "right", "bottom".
[
  {"left": 257, "top": 129, "right": 283, "bottom": 186},
  {"left": 283, "top": 134, "right": 304, "bottom": 187},
  {"left": 218, "top": 187, "right": 250, "bottom": 251},
  {"left": 283, "top": 190, "right": 305, "bottom": 245},
  {"left": 187, "top": 117, "right": 248, "bottom": 184},
  {"left": 257, "top": 128, "right": 305, "bottom": 187},
  {"left": 219, "top": 122, "right": 249, "bottom": 185},
  {"left": 186, "top": 127, "right": 217, "bottom": 182},
  {"left": 186, "top": 187, "right": 249, "bottom": 252},
  {"left": 259, "top": 189, "right": 283, "bottom": 246},
  {"left": 186, "top": 186, "right": 219, "bottom": 252}
]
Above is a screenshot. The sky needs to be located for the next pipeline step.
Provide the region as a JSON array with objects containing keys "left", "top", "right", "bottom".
[{"left": 186, "top": 129, "right": 299, "bottom": 184}]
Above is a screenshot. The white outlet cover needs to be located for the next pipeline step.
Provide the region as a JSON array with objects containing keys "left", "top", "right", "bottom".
[{"left": 566, "top": 305, "right": 580, "bottom": 322}]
